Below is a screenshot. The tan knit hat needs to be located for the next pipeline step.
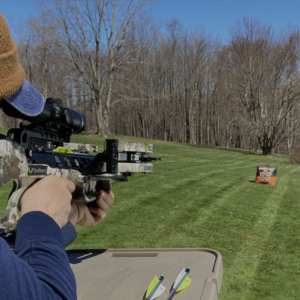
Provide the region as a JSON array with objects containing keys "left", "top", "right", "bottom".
[
  {"left": 0, "top": 12, "right": 44, "bottom": 116},
  {"left": 0, "top": 12, "right": 25, "bottom": 99}
]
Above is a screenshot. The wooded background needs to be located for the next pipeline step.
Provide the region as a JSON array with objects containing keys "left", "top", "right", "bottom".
[{"left": 3, "top": 0, "right": 300, "bottom": 156}]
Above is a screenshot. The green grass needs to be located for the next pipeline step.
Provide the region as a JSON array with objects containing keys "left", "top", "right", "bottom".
[{"left": 0, "top": 128, "right": 300, "bottom": 299}]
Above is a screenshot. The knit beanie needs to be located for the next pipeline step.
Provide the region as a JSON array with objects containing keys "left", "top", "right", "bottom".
[{"left": 0, "top": 12, "right": 25, "bottom": 99}]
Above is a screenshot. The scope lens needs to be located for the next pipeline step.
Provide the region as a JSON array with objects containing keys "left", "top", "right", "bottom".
[{"left": 63, "top": 108, "right": 86, "bottom": 133}]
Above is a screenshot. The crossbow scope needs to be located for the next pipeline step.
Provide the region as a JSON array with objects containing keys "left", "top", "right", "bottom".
[{"left": 1, "top": 98, "right": 86, "bottom": 135}]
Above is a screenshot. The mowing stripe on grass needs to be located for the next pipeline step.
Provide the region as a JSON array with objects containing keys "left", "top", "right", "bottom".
[
  {"left": 220, "top": 169, "right": 296, "bottom": 300},
  {"left": 75, "top": 171, "right": 238, "bottom": 247},
  {"left": 250, "top": 169, "right": 300, "bottom": 300}
]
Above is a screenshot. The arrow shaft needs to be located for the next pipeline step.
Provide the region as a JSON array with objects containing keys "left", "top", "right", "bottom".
[
  {"left": 165, "top": 274, "right": 186, "bottom": 300},
  {"left": 174, "top": 273, "right": 187, "bottom": 291},
  {"left": 166, "top": 268, "right": 190, "bottom": 300},
  {"left": 166, "top": 289, "right": 176, "bottom": 300},
  {"left": 146, "top": 280, "right": 162, "bottom": 300}
]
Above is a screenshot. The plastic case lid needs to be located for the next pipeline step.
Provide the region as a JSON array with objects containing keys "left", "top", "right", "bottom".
[{"left": 67, "top": 248, "right": 223, "bottom": 300}]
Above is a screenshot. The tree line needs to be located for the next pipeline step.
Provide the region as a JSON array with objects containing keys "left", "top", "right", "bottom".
[{"left": 2, "top": 0, "right": 300, "bottom": 155}]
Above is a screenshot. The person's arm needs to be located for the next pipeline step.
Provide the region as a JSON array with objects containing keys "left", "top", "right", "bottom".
[
  {"left": 0, "top": 177, "right": 114, "bottom": 300},
  {"left": 0, "top": 211, "right": 76, "bottom": 300},
  {"left": 4, "top": 221, "right": 78, "bottom": 249}
]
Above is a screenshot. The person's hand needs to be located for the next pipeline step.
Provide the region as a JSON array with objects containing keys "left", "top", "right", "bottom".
[
  {"left": 68, "top": 190, "right": 114, "bottom": 226},
  {"left": 20, "top": 175, "right": 75, "bottom": 228}
]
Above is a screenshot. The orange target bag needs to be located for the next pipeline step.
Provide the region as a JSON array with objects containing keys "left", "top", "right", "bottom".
[{"left": 255, "top": 166, "right": 277, "bottom": 185}]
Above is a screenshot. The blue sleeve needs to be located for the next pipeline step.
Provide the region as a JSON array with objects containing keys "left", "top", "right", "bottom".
[
  {"left": 3, "top": 221, "right": 78, "bottom": 249},
  {"left": 61, "top": 221, "right": 77, "bottom": 248},
  {"left": 0, "top": 212, "right": 77, "bottom": 300}
]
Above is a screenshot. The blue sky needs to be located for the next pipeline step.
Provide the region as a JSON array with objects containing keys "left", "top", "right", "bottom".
[{"left": 1, "top": 0, "right": 300, "bottom": 43}]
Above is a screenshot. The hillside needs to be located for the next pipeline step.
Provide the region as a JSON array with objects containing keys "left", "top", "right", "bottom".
[{"left": 0, "top": 131, "right": 299, "bottom": 300}]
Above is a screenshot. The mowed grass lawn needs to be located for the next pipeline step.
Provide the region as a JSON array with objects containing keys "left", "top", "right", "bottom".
[{"left": 0, "top": 129, "right": 300, "bottom": 300}]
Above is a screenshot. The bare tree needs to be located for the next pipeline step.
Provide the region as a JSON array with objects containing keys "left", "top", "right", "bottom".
[
  {"left": 228, "top": 18, "right": 300, "bottom": 154},
  {"left": 40, "top": 0, "right": 149, "bottom": 136}
]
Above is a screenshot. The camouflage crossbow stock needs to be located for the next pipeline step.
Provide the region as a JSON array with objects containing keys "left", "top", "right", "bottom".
[{"left": 0, "top": 98, "right": 160, "bottom": 235}]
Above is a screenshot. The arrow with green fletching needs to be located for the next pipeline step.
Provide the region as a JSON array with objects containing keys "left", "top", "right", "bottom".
[
  {"left": 145, "top": 273, "right": 166, "bottom": 300},
  {"left": 166, "top": 266, "right": 192, "bottom": 300}
]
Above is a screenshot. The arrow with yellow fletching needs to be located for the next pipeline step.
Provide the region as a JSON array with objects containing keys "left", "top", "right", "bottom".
[
  {"left": 166, "top": 266, "right": 192, "bottom": 300},
  {"left": 145, "top": 273, "right": 166, "bottom": 300}
]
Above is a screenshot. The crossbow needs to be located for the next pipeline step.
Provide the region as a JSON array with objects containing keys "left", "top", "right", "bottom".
[{"left": 0, "top": 98, "right": 160, "bottom": 234}]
